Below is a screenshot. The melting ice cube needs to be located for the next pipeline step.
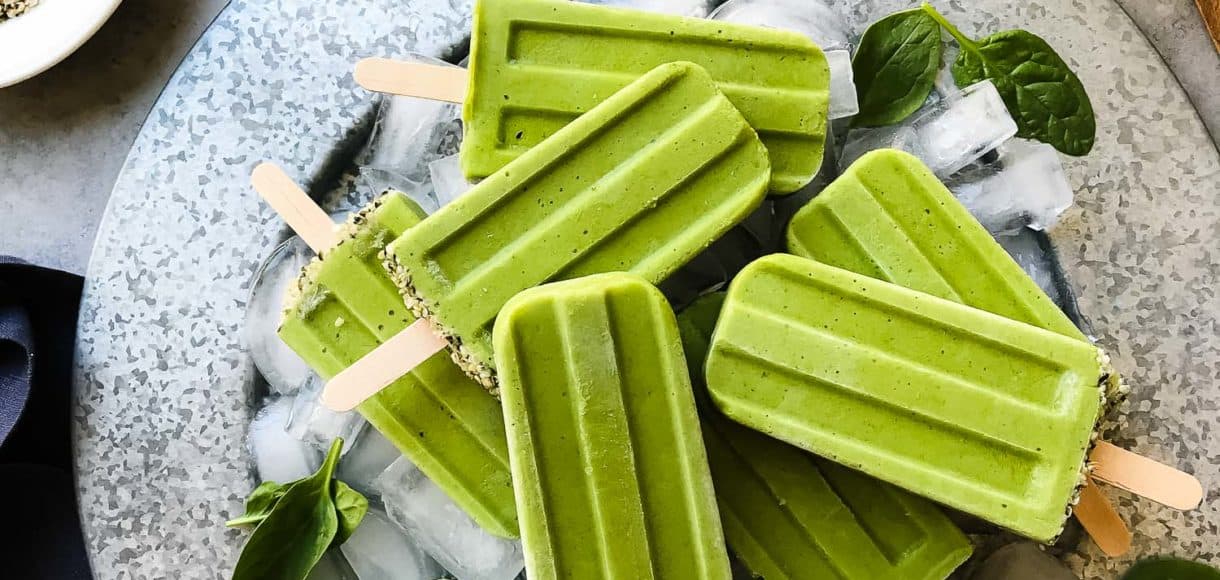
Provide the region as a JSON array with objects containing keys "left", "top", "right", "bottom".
[
  {"left": 245, "top": 237, "right": 315, "bottom": 396},
  {"left": 428, "top": 154, "right": 476, "bottom": 209},
  {"left": 708, "top": 0, "right": 850, "bottom": 48},
  {"left": 946, "top": 139, "right": 1074, "bottom": 234},
  {"left": 337, "top": 428, "right": 404, "bottom": 499},
  {"left": 840, "top": 80, "right": 1017, "bottom": 177},
  {"left": 375, "top": 458, "right": 524, "bottom": 580},
  {"left": 249, "top": 396, "right": 320, "bottom": 483},
  {"left": 286, "top": 373, "right": 367, "bottom": 456},
  {"left": 340, "top": 509, "right": 445, "bottom": 580}
]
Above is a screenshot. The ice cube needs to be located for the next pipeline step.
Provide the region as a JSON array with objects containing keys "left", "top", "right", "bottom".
[
  {"left": 337, "top": 428, "right": 404, "bottom": 498},
  {"left": 708, "top": 0, "right": 857, "bottom": 119},
  {"left": 340, "top": 509, "right": 445, "bottom": 580},
  {"left": 971, "top": 542, "right": 1076, "bottom": 580},
  {"left": 824, "top": 50, "right": 859, "bottom": 120},
  {"left": 840, "top": 80, "right": 1017, "bottom": 177},
  {"left": 357, "top": 167, "right": 449, "bottom": 218},
  {"left": 997, "top": 228, "right": 1091, "bottom": 337},
  {"left": 249, "top": 396, "right": 321, "bottom": 483},
  {"left": 302, "top": 551, "right": 359, "bottom": 580},
  {"left": 364, "top": 54, "right": 464, "bottom": 187},
  {"left": 286, "top": 373, "right": 368, "bottom": 456},
  {"left": 375, "top": 458, "right": 525, "bottom": 580},
  {"left": 302, "top": 551, "right": 358, "bottom": 580},
  {"left": 245, "top": 237, "right": 315, "bottom": 396},
  {"left": 917, "top": 82, "right": 1018, "bottom": 175},
  {"left": 428, "top": 154, "right": 476, "bottom": 208},
  {"left": 708, "top": 0, "right": 850, "bottom": 48},
  {"left": 946, "top": 139, "right": 1074, "bottom": 234},
  {"left": 579, "top": 0, "right": 713, "bottom": 17},
  {"left": 995, "top": 230, "right": 1058, "bottom": 299}
]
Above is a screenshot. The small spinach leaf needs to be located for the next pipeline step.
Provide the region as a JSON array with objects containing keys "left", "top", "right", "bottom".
[
  {"left": 922, "top": 3, "right": 1096, "bottom": 155},
  {"left": 332, "top": 481, "right": 369, "bottom": 546},
  {"left": 852, "top": 8, "right": 943, "bottom": 127},
  {"left": 226, "top": 481, "right": 293, "bottom": 528},
  {"left": 231, "top": 440, "right": 344, "bottom": 580}
]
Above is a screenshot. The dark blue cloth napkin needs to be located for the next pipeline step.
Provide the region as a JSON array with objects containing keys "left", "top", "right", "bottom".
[
  {"left": 0, "top": 299, "right": 32, "bottom": 445},
  {"left": 0, "top": 256, "right": 92, "bottom": 579}
]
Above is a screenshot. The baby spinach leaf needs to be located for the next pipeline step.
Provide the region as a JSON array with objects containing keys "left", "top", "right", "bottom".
[
  {"left": 231, "top": 440, "right": 344, "bottom": 580},
  {"left": 851, "top": 8, "right": 943, "bottom": 127},
  {"left": 922, "top": 3, "right": 1096, "bottom": 155},
  {"left": 226, "top": 481, "right": 293, "bottom": 528},
  {"left": 332, "top": 480, "right": 368, "bottom": 546}
]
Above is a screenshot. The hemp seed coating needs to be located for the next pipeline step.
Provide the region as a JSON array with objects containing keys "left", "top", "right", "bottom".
[{"left": 1, "top": 0, "right": 39, "bottom": 23}]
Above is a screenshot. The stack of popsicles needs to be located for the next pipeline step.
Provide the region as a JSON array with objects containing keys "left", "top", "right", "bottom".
[{"left": 256, "top": 0, "right": 1200, "bottom": 577}]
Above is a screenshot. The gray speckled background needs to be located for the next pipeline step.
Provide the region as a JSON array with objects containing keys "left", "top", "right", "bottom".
[{"left": 72, "top": 0, "right": 1220, "bottom": 578}]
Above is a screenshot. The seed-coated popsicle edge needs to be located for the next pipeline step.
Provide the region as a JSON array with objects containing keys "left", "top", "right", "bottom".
[
  {"left": 275, "top": 191, "right": 521, "bottom": 539},
  {"left": 280, "top": 191, "right": 425, "bottom": 324},
  {"left": 383, "top": 257, "right": 501, "bottom": 394}
]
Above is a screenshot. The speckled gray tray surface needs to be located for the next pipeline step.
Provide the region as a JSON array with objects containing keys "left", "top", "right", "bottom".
[{"left": 72, "top": 0, "right": 1220, "bottom": 578}]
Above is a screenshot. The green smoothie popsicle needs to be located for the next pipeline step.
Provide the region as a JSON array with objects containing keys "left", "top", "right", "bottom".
[
  {"left": 706, "top": 254, "right": 1111, "bottom": 542},
  {"left": 387, "top": 62, "right": 770, "bottom": 390},
  {"left": 678, "top": 293, "right": 972, "bottom": 580},
  {"left": 277, "top": 193, "right": 518, "bottom": 538},
  {"left": 461, "top": 0, "right": 829, "bottom": 194},
  {"left": 785, "top": 149, "right": 1084, "bottom": 340},
  {"left": 495, "top": 273, "right": 730, "bottom": 580},
  {"left": 785, "top": 149, "right": 1125, "bottom": 407}
]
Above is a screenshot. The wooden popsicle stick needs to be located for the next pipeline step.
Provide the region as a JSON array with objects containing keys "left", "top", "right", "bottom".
[
  {"left": 321, "top": 318, "right": 450, "bottom": 412},
  {"left": 252, "top": 163, "right": 452, "bottom": 409},
  {"left": 1196, "top": 0, "right": 1219, "bottom": 52},
  {"left": 1089, "top": 441, "right": 1204, "bottom": 510},
  {"left": 354, "top": 57, "right": 468, "bottom": 103},
  {"left": 250, "top": 162, "right": 336, "bottom": 253},
  {"left": 1075, "top": 478, "right": 1133, "bottom": 557}
]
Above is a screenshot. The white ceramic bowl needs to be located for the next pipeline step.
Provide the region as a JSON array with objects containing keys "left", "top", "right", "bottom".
[{"left": 0, "top": 0, "right": 123, "bottom": 88}]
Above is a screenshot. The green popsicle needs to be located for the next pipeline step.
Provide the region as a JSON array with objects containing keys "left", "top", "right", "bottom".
[
  {"left": 785, "top": 149, "right": 1125, "bottom": 407},
  {"left": 494, "top": 273, "right": 730, "bottom": 580},
  {"left": 462, "top": 0, "right": 829, "bottom": 194},
  {"left": 277, "top": 192, "right": 518, "bottom": 538},
  {"left": 706, "top": 254, "right": 1111, "bottom": 543},
  {"left": 785, "top": 148, "right": 1084, "bottom": 340},
  {"left": 387, "top": 62, "right": 770, "bottom": 390},
  {"left": 678, "top": 293, "right": 972, "bottom": 580}
]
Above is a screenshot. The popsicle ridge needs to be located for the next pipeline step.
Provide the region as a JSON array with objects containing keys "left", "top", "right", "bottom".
[
  {"left": 709, "top": 341, "right": 1054, "bottom": 488},
  {"left": 386, "top": 61, "right": 769, "bottom": 390}
]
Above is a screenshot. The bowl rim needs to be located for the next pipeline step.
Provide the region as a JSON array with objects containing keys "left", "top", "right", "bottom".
[{"left": 0, "top": 0, "right": 125, "bottom": 88}]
